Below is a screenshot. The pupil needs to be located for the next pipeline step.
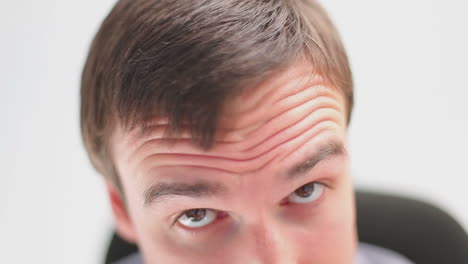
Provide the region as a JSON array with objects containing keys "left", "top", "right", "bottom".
[
  {"left": 295, "top": 183, "right": 315, "bottom": 197},
  {"left": 186, "top": 209, "right": 206, "bottom": 221}
]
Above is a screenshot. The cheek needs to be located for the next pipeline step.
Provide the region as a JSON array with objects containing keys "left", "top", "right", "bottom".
[
  {"left": 134, "top": 220, "right": 190, "bottom": 264},
  {"left": 137, "top": 229, "right": 241, "bottom": 264},
  {"left": 294, "top": 221, "right": 355, "bottom": 264}
]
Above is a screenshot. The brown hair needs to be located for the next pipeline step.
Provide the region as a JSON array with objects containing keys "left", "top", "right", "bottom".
[{"left": 80, "top": 0, "right": 353, "bottom": 191}]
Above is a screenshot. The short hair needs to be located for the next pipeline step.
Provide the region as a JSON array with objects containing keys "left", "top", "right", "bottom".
[{"left": 80, "top": 0, "right": 353, "bottom": 192}]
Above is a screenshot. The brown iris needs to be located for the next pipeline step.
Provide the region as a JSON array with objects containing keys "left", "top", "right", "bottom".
[
  {"left": 295, "top": 182, "right": 315, "bottom": 198},
  {"left": 184, "top": 209, "right": 207, "bottom": 222}
]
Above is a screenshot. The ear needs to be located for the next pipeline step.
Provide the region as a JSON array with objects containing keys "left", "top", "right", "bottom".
[{"left": 104, "top": 180, "right": 138, "bottom": 243}]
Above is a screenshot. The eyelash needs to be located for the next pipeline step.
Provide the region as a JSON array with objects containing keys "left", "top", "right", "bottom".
[
  {"left": 281, "top": 181, "right": 330, "bottom": 206},
  {"left": 172, "top": 181, "right": 329, "bottom": 231},
  {"left": 172, "top": 209, "right": 228, "bottom": 231}
]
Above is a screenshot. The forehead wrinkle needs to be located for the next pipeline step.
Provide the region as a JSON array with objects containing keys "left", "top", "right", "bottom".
[
  {"left": 124, "top": 96, "right": 344, "bottom": 176},
  {"left": 218, "top": 86, "right": 342, "bottom": 143},
  {"left": 261, "top": 117, "right": 343, "bottom": 169},
  {"left": 135, "top": 112, "right": 342, "bottom": 177},
  {"left": 222, "top": 95, "right": 343, "bottom": 153},
  {"left": 148, "top": 164, "right": 239, "bottom": 176},
  {"left": 114, "top": 78, "right": 341, "bottom": 166},
  {"left": 116, "top": 90, "right": 320, "bottom": 165},
  {"left": 219, "top": 86, "right": 340, "bottom": 140},
  {"left": 224, "top": 63, "right": 323, "bottom": 111},
  {"left": 112, "top": 62, "right": 346, "bottom": 176},
  {"left": 226, "top": 108, "right": 344, "bottom": 169},
  {"left": 275, "top": 85, "right": 336, "bottom": 105},
  {"left": 113, "top": 124, "right": 186, "bottom": 166},
  {"left": 275, "top": 120, "right": 344, "bottom": 166},
  {"left": 138, "top": 150, "right": 278, "bottom": 176},
  {"left": 120, "top": 87, "right": 343, "bottom": 168},
  {"left": 243, "top": 104, "right": 343, "bottom": 154},
  {"left": 220, "top": 75, "right": 326, "bottom": 131},
  {"left": 128, "top": 97, "right": 342, "bottom": 172},
  {"left": 224, "top": 74, "right": 323, "bottom": 118}
]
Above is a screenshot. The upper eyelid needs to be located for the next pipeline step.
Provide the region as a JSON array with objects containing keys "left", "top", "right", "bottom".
[
  {"left": 282, "top": 180, "right": 326, "bottom": 199},
  {"left": 283, "top": 181, "right": 328, "bottom": 207},
  {"left": 174, "top": 209, "right": 228, "bottom": 233},
  {"left": 173, "top": 180, "right": 326, "bottom": 226},
  {"left": 282, "top": 175, "right": 329, "bottom": 198},
  {"left": 172, "top": 208, "right": 219, "bottom": 227}
]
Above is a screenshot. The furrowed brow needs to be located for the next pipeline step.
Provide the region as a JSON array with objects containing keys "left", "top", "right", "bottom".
[
  {"left": 286, "top": 140, "right": 346, "bottom": 181},
  {"left": 143, "top": 181, "right": 226, "bottom": 206}
]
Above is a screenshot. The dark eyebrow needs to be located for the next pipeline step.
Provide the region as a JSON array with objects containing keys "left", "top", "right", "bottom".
[
  {"left": 286, "top": 140, "right": 346, "bottom": 181},
  {"left": 143, "top": 181, "right": 226, "bottom": 206}
]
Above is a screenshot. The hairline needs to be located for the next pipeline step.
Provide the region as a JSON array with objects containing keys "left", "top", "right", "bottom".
[{"left": 80, "top": 0, "right": 354, "bottom": 196}]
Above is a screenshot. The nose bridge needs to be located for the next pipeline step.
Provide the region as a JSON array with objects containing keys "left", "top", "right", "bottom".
[
  {"left": 249, "top": 216, "right": 295, "bottom": 264},
  {"left": 235, "top": 173, "right": 296, "bottom": 263}
]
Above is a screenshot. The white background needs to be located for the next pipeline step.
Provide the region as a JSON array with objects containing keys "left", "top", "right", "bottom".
[{"left": 1, "top": 0, "right": 467, "bottom": 263}]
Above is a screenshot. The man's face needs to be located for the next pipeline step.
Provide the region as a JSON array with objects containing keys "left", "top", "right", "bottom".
[{"left": 110, "top": 63, "right": 356, "bottom": 264}]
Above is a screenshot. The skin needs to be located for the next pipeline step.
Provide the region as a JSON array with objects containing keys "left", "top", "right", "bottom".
[{"left": 108, "top": 62, "right": 357, "bottom": 264}]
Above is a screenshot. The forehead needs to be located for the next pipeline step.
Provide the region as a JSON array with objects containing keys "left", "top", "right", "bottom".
[{"left": 111, "top": 63, "right": 347, "bottom": 179}]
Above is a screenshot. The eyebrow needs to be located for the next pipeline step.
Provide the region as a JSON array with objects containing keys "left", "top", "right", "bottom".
[
  {"left": 144, "top": 181, "right": 225, "bottom": 206},
  {"left": 143, "top": 140, "right": 346, "bottom": 206},
  {"left": 286, "top": 140, "right": 346, "bottom": 180}
]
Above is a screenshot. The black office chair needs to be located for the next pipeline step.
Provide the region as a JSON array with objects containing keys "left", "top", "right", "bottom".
[{"left": 105, "top": 191, "right": 468, "bottom": 264}]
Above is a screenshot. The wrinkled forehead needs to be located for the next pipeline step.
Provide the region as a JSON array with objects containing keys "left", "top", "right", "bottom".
[
  {"left": 218, "top": 64, "right": 344, "bottom": 133},
  {"left": 111, "top": 63, "right": 347, "bottom": 167}
]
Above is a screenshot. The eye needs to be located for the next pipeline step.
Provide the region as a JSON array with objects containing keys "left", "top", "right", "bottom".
[
  {"left": 177, "top": 208, "right": 217, "bottom": 228},
  {"left": 287, "top": 182, "right": 325, "bottom": 204}
]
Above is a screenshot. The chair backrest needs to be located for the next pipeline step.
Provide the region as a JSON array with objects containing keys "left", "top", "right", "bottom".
[
  {"left": 105, "top": 191, "right": 468, "bottom": 263},
  {"left": 356, "top": 191, "right": 468, "bottom": 263}
]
